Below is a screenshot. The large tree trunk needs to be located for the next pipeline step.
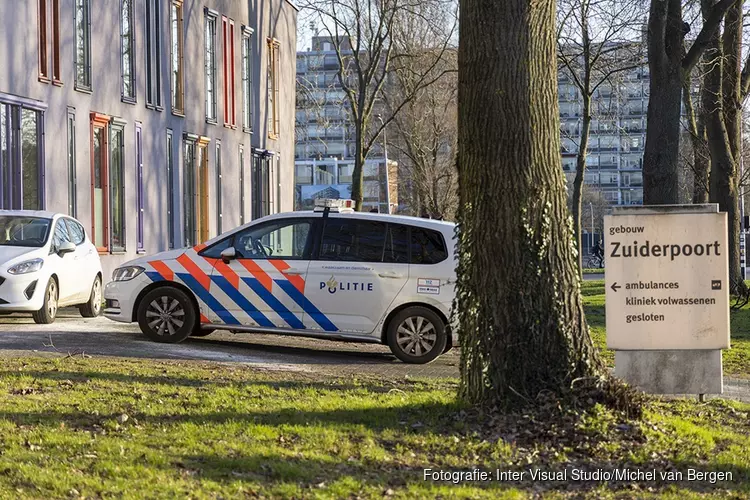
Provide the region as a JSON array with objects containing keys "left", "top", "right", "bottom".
[
  {"left": 457, "top": 0, "right": 601, "bottom": 406},
  {"left": 716, "top": 0, "right": 744, "bottom": 292},
  {"left": 703, "top": 0, "right": 742, "bottom": 293},
  {"left": 642, "top": 0, "right": 684, "bottom": 204},
  {"left": 683, "top": 78, "right": 710, "bottom": 203}
]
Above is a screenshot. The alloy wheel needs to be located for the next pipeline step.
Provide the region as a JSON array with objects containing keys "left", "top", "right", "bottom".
[
  {"left": 145, "top": 296, "right": 186, "bottom": 336},
  {"left": 396, "top": 316, "right": 437, "bottom": 357}
]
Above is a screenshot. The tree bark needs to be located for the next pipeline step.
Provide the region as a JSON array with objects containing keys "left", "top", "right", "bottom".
[
  {"left": 683, "top": 78, "right": 710, "bottom": 203},
  {"left": 709, "top": 0, "right": 744, "bottom": 292},
  {"left": 643, "top": 0, "right": 735, "bottom": 204},
  {"left": 457, "top": 0, "right": 601, "bottom": 407},
  {"left": 643, "top": 0, "right": 683, "bottom": 204},
  {"left": 351, "top": 120, "right": 366, "bottom": 211}
]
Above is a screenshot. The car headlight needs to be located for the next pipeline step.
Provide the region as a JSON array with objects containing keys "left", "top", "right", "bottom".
[
  {"left": 7, "top": 258, "right": 44, "bottom": 275},
  {"left": 112, "top": 266, "right": 145, "bottom": 282}
]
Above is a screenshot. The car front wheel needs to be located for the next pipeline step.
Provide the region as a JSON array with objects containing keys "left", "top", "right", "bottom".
[
  {"left": 137, "top": 287, "right": 196, "bottom": 343},
  {"left": 32, "top": 278, "right": 58, "bottom": 324},
  {"left": 386, "top": 307, "right": 447, "bottom": 364}
]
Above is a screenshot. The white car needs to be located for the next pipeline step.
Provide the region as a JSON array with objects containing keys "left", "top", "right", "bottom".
[
  {"left": 104, "top": 200, "right": 457, "bottom": 363},
  {"left": 0, "top": 211, "right": 103, "bottom": 323}
]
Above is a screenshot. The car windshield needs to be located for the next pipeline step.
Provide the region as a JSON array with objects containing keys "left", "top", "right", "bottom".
[{"left": 0, "top": 216, "right": 52, "bottom": 247}]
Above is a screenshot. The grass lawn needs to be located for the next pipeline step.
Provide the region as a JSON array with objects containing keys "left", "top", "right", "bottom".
[
  {"left": 0, "top": 357, "right": 748, "bottom": 498},
  {"left": 582, "top": 280, "right": 750, "bottom": 378}
]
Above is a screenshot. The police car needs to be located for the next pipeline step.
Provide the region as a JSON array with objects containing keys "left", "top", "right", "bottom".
[{"left": 103, "top": 199, "right": 457, "bottom": 364}]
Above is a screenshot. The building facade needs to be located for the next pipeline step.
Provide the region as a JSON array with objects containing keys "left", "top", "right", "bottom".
[
  {"left": 558, "top": 66, "right": 649, "bottom": 206},
  {"left": 0, "top": 0, "right": 297, "bottom": 278}
]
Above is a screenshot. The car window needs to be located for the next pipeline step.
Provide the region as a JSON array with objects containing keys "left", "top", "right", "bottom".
[
  {"left": 0, "top": 216, "right": 51, "bottom": 247},
  {"left": 319, "top": 218, "right": 386, "bottom": 262},
  {"left": 383, "top": 224, "right": 409, "bottom": 263},
  {"left": 65, "top": 219, "right": 86, "bottom": 245},
  {"left": 234, "top": 219, "right": 312, "bottom": 259},
  {"left": 410, "top": 227, "right": 448, "bottom": 265},
  {"left": 201, "top": 237, "right": 232, "bottom": 259},
  {"left": 51, "top": 220, "right": 72, "bottom": 252}
]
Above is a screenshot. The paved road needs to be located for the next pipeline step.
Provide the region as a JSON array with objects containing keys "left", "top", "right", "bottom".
[
  {"left": 1, "top": 311, "right": 748, "bottom": 402},
  {"left": 0, "top": 310, "right": 460, "bottom": 379}
]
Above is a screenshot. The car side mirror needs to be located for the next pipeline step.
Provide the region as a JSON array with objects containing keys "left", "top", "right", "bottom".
[
  {"left": 58, "top": 241, "right": 76, "bottom": 255},
  {"left": 220, "top": 246, "right": 236, "bottom": 263}
]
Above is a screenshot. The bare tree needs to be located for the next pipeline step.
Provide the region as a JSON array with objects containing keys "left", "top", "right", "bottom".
[
  {"left": 300, "top": 0, "right": 457, "bottom": 211},
  {"left": 388, "top": 51, "right": 458, "bottom": 219},
  {"left": 557, "top": 0, "right": 646, "bottom": 277},
  {"left": 641, "top": 0, "right": 734, "bottom": 204}
]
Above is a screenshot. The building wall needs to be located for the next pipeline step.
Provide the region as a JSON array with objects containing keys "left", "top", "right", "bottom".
[{"left": 0, "top": 0, "right": 297, "bottom": 279}]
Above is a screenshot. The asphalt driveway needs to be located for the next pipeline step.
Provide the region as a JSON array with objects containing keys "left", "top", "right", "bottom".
[{"left": 0, "top": 310, "right": 460, "bottom": 379}]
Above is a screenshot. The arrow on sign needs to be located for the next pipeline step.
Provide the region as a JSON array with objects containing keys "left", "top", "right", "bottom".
[{"left": 611, "top": 282, "right": 621, "bottom": 292}]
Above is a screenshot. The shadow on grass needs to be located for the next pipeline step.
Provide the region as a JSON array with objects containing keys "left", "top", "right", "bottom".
[
  {"left": 173, "top": 451, "right": 750, "bottom": 496},
  {"left": 0, "top": 369, "right": 430, "bottom": 393}
]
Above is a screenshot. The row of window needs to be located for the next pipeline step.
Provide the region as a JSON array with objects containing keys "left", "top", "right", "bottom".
[
  {"left": 203, "top": 217, "right": 449, "bottom": 265},
  {"left": 65, "top": 112, "right": 275, "bottom": 253},
  {"left": 38, "top": 1, "right": 281, "bottom": 139}
]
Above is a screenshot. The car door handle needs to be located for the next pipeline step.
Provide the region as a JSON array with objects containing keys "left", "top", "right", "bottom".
[
  {"left": 281, "top": 268, "right": 305, "bottom": 276},
  {"left": 378, "top": 271, "right": 404, "bottom": 279}
]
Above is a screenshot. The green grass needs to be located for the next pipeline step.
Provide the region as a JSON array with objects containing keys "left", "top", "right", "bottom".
[
  {"left": 0, "top": 357, "right": 748, "bottom": 498},
  {"left": 582, "top": 280, "right": 750, "bottom": 377}
]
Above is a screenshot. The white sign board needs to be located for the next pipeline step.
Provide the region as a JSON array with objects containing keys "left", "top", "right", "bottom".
[{"left": 604, "top": 212, "right": 730, "bottom": 350}]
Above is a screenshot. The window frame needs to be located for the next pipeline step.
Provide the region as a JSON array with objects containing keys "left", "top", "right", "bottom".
[
  {"left": 239, "top": 144, "right": 245, "bottom": 224},
  {"left": 90, "top": 112, "right": 110, "bottom": 252},
  {"left": 74, "top": 0, "right": 92, "bottom": 91},
  {"left": 183, "top": 133, "right": 211, "bottom": 247},
  {"left": 38, "top": 0, "right": 49, "bottom": 82},
  {"left": 109, "top": 117, "right": 127, "bottom": 253},
  {"left": 222, "top": 17, "right": 237, "bottom": 128},
  {"left": 267, "top": 38, "right": 281, "bottom": 139},
  {"left": 170, "top": 0, "right": 185, "bottom": 115},
  {"left": 66, "top": 107, "right": 77, "bottom": 217},
  {"left": 135, "top": 122, "right": 144, "bottom": 252},
  {"left": 241, "top": 26, "right": 254, "bottom": 134},
  {"left": 204, "top": 9, "right": 218, "bottom": 124},
  {"left": 251, "top": 149, "right": 271, "bottom": 219},
  {"left": 121, "top": 0, "right": 137, "bottom": 103},
  {"left": 166, "top": 129, "right": 175, "bottom": 248},
  {"left": 51, "top": 0, "right": 61, "bottom": 84},
  {"left": 145, "top": 0, "right": 162, "bottom": 109},
  {"left": 216, "top": 140, "right": 222, "bottom": 234},
  {"left": 0, "top": 96, "right": 47, "bottom": 211}
]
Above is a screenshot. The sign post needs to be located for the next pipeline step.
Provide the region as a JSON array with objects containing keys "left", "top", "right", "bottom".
[{"left": 604, "top": 204, "right": 729, "bottom": 394}]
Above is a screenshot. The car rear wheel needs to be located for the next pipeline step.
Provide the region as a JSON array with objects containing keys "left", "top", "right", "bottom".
[
  {"left": 386, "top": 306, "right": 447, "bottom": 364},
  {"left": 137, "top": 287, "right": 195, "bottom": 343},
  {"left": 32, "top": 279, "right": 58, "bottom": 325},
  {"left": 79, "top": 276, "right": 102, "bottom": 318}
]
